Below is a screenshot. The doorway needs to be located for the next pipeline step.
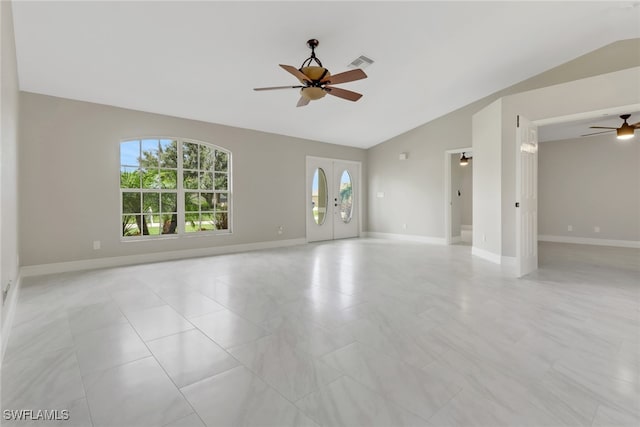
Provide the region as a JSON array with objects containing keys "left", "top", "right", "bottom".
[
  {"left": 306, "top": 156, "right": 360, "bottom": 242},
  {"left": 444, "top": 148, "right": 473, "bottom": 245}
]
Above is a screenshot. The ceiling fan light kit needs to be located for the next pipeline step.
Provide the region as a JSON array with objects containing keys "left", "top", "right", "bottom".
[
  {"left": 616, "top": 122, "right": 635, "bottom": 140},
  {"left": 254, "top": 39, "right": 368, "bottom": 107},
  {"left": 460, "top": 152, "right": 470, "bottom": 166}
]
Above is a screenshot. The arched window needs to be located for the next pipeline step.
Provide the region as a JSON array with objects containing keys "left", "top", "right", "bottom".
[{"left": 120, "top": 138, "right": 231, "bottom": 238}]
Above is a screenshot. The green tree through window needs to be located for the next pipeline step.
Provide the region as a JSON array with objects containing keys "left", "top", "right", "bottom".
[{"left": 120, "top": 138, "right": 230, "bottom": 238}]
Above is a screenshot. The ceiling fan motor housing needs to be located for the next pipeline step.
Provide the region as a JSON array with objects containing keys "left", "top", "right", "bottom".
[
  {"left": 300, "top": 66, "right": 330, "bottom": 83},
  {"left": 299, "top": 66, "right": 331, "bottom": 100}
]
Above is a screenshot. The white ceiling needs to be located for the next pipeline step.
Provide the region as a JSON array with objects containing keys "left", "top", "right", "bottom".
[{"left": 11, "top": 1, "right": 640, "bottom": 148}]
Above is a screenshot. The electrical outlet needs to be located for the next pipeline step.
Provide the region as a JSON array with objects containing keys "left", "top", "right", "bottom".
[
  {"left": 594, "top": 226, "right": 600, "bottom": 233},
  {"left": 482, "top": 234, "right": 487, "bottom": 242},
  {"left": 277, "top": 226, "right": 284, "bottom": 235},
  {"left": 93, "top": 240, "right": 101, "bottom": 250},
  {"left": 402, "top": 224, "right": 407, "bottom": 230},
  {"left": 567, "top": 225, "right": 573, "bottom": 232}
]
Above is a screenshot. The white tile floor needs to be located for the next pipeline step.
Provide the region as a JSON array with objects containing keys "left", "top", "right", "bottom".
[{"left": 1, "top": 239, "right": 638, "bottom": 426}]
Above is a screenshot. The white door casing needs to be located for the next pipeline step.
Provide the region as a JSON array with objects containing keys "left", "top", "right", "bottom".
[
  {"left": 516, "top": 115, "right": 538, "bottom": 277},
  {"left": 306, "top": 157, "right": 359, "bottom": 242}
]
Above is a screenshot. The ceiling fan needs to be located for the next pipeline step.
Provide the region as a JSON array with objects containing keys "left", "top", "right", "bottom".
[
  {"left": 581, "top": 114, "right": 639, "bottom": 140},
  {"left": 253, "top": 39, "right": 368, "bottom": 107}
]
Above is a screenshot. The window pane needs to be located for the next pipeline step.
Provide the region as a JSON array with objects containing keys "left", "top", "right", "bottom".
[
  {"left": 160, "top": 170, "right": 177, "bottom": 189},
  {"left": 143, "top": 192, "right": 159, "bottom": 213},
  {"left": 185, "top": 192, "right": 200, "bottom": 212},
  {"left": 120, "top": 140, "right": 140, "bottom": 167},
  {"left": 185, "top": 213, "right": 199, "bottom": 233},
  {"left": 145, "top": 215, "right": 161, "bottom": 236},
  {"left": 142, "top": 168, "right": 160, "bottom": 189},
  {"left": 159, "top": 140, "right": 177, "bottom": 168},
  {"left": 200, "top": 213, "right": 215, "bottom": 231},
  {"left": 199, "top": 172, "right": 213, "bottom": 190},
  {"left": 183, "top": 142, "right": 198, "bottom": 169},
  {"left": 215, "top": 151, "right": 228, "bottom": 172},
  {"left": 161, "top": 213, "right": 177, "bottom": 235},
  {"left": 122, "top": 215, "right": 140, "bottom": 237},
  {"left": 339, "top": 170, "right": 353, "bottom": 223},
  {"left": 215, "top": 212, "right": 229, "bottom": 230},
  {"left": 120, "top": 167, "right": 140, "bottom": 189},
  {"left": 200, "top": 192, "right": 214, "bottom": 212},
  {"left": 199, "top": 145, "right": 214, "bottom": 171},
  {"left": 161, "top": 193, "right": 177, "bottom": 213},
  {"left": 312, "top": 168, "right": 328, "bottom": 225},
  {"left": 122, "top": 192, "right": 141, "bottom": 214},
  {"left": 141, "top": 139, "right": 159, "bottom": 168},
  {"left": 214, "top": 173, "right": 228, "bottom": 190},
  {"left": 214, "top": 192, "right": 228, "bottom": 211},
  {"left": 183, "top": 171, "right": 198, "bottom": 189}
]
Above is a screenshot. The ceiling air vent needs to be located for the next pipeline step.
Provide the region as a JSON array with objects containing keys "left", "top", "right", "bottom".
[{"left": 348, "top": 55, "right": 374, "bottom": 69}]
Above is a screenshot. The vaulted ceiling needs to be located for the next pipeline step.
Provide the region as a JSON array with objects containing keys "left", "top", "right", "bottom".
[{"left": 11, "top": 1, "right": 640, "bottom": 148}]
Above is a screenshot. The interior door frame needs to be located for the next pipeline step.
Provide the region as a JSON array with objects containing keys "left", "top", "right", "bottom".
[
  {"left": 444, "top": 147, "right": 472, "bottom": 245},
  {"left": 305, "top": 156, "right": 362, "bottom": 242}
]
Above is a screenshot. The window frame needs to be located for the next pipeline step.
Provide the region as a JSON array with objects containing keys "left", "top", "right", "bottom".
[{"left": 119, "top": 136, "right": 232, "bottom": 241}]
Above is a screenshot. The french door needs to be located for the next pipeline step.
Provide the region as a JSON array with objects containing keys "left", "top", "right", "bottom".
[{"left": 306, "top": 157, "right": 360, "bottom": 242}]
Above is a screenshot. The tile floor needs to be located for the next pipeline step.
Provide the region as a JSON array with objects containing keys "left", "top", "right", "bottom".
[{"left": 1, "top": 239, "right": 638, "bottom": 426}]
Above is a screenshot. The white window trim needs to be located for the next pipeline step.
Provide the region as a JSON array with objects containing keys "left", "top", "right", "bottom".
[{"left": 119, "top": 136, "right": 233, "bottom": 241}]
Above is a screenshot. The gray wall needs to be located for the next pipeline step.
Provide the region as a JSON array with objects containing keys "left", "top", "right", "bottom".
[
  {"left": 1, "top": 0, "right": 20, "bottom": 321},
  {"left": 460, "top": 161, "right": 472, "bottom": 226},
  {"left": 450, "top": 155, "right": 461, "bottom": 237},
  {"left": 539, "top": 135, "right": 640, "bottom": 242},
  {"left": 19, "top": 93, "right": 366, "bottom": 266},
  {"left": 367, "top": 39, "right": 640, "bottom": 240},
  {"left": 450, "top": 155, "right": 472, "bottom": 237}
]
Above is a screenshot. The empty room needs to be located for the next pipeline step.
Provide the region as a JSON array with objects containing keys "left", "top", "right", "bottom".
[{"left": 1, "top": 1, "right": 639, "bottom": 426}]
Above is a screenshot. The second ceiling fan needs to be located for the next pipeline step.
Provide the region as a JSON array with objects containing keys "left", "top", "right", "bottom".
[
  {"left": 254, "top": 39, "right": 368, "bottom": 107},
  {"left": 582, "top": 114, "right": 639, "bottom": 140}
]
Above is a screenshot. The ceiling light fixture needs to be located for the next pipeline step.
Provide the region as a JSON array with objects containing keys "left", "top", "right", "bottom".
[{"left": 460, "top": 152, "right": 470, "bottom": 166}]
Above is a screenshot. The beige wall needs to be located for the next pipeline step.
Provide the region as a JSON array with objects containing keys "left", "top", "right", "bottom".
[
  {"left": 1, "top": 0, "right": 20, "bottom": 323},
  {"left": 19, "top": 93, "right": 366, "bottom": 266},
  {"left": 472, "top": 99, "right": 503, "bottom": 256},
  {"left": 367, "top": 39, "right": 640, "bottom": 240},
  {"left": 539, "top": 135, "right": 639, "bottom": 242}
]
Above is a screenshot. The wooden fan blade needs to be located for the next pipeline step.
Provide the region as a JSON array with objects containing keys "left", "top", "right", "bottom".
[
  {"left": 321, "top": 69, "right": 367, "bottom": 85},
  {"left": 324, "top": 86, "right": 363, "bottom": 102},
  {"left": 296, "top": 96, "right": 310, "bottom": 107},
  {"left": 631, "top": 121, "right": 640, "bottom": 128},
  {"left": 589, "top": 126, "right": 617, "bottom": 129},
  {"left": 254, "top": 85, "right": 304, "bottom": 91},
  {"left": 581, "top": 130, "right": 614, "bottom": 137},
  {"left": 280, "top": 64, "right": 310, "bottom": 83}
]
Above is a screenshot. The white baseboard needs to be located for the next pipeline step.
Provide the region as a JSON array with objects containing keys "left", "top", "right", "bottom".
[
  {"left": 538, "top": 235, "right": 640, "bottom": 249},
  {"left": 1, "top": 273, "right": 22, "bottom": 363},
  {"left": 20, "top": 238, "right": 307, "bottom": 278},
  {"left": 471, "top": 247, "right": 502, "bottom": 264},
  {"left": 363, "top": 232, "right": 446, "bottom": 245}
]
